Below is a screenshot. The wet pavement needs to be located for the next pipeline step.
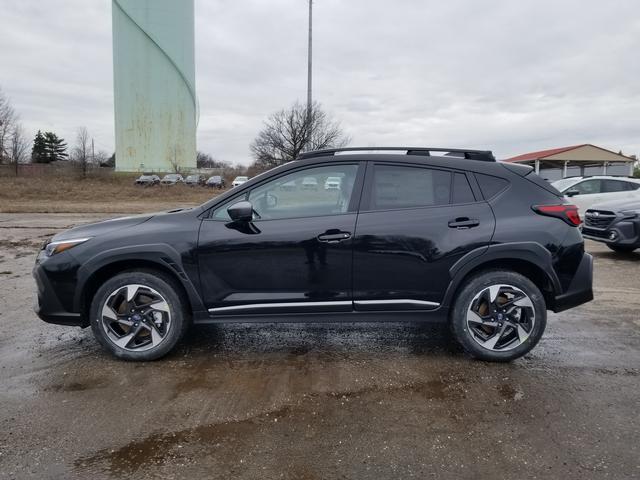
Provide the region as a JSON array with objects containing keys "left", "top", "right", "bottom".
[{"left": 0, "top": 213, "right": 639, "bottom": 479}]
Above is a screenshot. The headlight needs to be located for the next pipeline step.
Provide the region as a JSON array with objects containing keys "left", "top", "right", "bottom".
[
  {"left": 620, "top": 210, "right": 640, "bottom": 219},
  {"left": 44, "top": 237, "right": 91, "bottom": 257}
]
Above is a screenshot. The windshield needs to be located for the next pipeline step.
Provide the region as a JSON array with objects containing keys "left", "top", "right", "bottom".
[
  {"left": 165, "top": 174, "right": 179, "bottom": 180},
  {"left": 551, "top": 178, "right": 580, "bottom": 192},
  {"left": 235, "top": 176, "right": 248, "bottom": 181}
]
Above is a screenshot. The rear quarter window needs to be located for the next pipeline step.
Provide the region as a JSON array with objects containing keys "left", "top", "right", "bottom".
[{"left": 475, "top": 173, "right": 509, "bottom": 199}]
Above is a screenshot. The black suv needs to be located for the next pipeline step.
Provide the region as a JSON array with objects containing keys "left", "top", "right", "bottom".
[{"left": 34, "top": 147, "right": 593, "bottom": 362}]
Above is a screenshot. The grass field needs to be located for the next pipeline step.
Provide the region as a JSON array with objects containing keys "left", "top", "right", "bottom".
[{"left": 0, "top": 176, "right": 224, "bottom": 213}]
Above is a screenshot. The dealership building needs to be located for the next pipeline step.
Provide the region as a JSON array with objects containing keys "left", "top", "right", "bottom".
[{"left": 503, "top": 144, "right": 637, "bottom": 181}]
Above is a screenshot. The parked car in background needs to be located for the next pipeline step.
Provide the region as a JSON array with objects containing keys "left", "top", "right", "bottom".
[
  {"left": 232, "top": 176, "right": 249, "bottom": 188},
  {"left": 582, "top": 198, "right": 640, "bottom": 253},
  {"left": 160, "top": 174, "right": 184, "bottom": 185},
  {"left": 185, "top": 174, "right": 205, "bottom": 187},
  {"left": 324, "top": 176, "right": 342, "bottom": 190},
  {"left": 551, "top": 176, "right": 640, "bottom": 215},
  {"left": 34, "top": 146, "right": 593, "bottom": 362},
  {"left": 206, "top": 175, "right": 226, "bottom": 189},
  {"left": 280, "top": 180, "right": 297, "bottom": 191},
  {"left": 301, "top": 176, "right": 318, "bottom": 190},
  {"left": 135, "top": 174, "right": 160, "bottom": 186}
]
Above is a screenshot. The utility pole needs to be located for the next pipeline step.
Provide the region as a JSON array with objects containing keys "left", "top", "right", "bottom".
[
  {"left": 91, "top": 138, "right": 95, "bottom": 163},
  {"left": 306, "top": 0, "right": 313, "bottom": 150}
]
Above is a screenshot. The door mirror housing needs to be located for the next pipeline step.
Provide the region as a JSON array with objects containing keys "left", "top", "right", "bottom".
[
  {"left": 227, "top": 201, "right": 253, "bottom": 222},
  {"left": 565, "top": 189, "right": 580, "bottom": 197}
]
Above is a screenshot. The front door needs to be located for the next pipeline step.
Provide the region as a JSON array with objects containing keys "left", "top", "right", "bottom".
[
  {"left": 197, "top": 163, "right": 363, "bottom": 316},
  {"left": 352, "top": 162, "right": 495, "bottom": 311}
]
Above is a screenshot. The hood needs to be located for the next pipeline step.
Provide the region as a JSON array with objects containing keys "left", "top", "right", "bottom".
[
  {"left": 589, "top": 197, "right": 640, "bottom": 212},
  {"left": 52, "top": 213, "right": 155, "bottom": 242},
  {"left": 51, "top": 206, "right": 199, "bottom": 242}
]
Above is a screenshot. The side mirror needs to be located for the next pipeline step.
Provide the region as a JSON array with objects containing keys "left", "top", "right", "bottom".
[
  {"left": 227, "top": 201, "right": 253, "bottom": 222},
  {"left": 565, "top": 189, "right": 580, "bottom": 197}
]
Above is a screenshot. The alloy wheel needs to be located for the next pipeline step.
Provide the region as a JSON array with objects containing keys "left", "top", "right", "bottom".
[
  {"left": 100, "top": 284, "right": 172, "bottom": 352},
  {"left": 466, "top": 284, "right": 535, "bottom": 352}
]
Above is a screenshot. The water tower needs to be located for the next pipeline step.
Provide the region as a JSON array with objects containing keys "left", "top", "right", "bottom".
[{"left": 112, "top": 0, "right": 197, "bottom": 172}]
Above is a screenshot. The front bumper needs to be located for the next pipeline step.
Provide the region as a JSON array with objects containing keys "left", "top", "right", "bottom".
[
  {"left": 582, "top": 217, "right": 640, "bottom": 247},
  {"left": 33, "top": 253, "right": 85, "bottom": 327},
  {"left": 553, "top": 252, "right": 593, "bottom": 312}
]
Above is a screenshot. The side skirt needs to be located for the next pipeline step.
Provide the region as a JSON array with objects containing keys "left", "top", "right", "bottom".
[{"left": 193, "top": 309, "right": 449, "bottom": 324}]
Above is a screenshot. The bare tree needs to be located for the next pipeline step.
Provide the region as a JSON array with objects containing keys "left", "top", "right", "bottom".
[
  {"left": 250, "top": 101, "right": 350, "bottom": 169},
  {"left": 71, "top": 127, "right": 91, "bottom": 178},
  {"left": 197, "top": 151, "right": 229, "bottom": 169},
  {"left": 0, "top": 88, "right": 17, "bottom": 164},
  {"left": 8, "top": 124, "right": 30, "bottom": 176}
]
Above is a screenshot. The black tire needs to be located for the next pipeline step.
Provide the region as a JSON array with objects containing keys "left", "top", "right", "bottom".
[
  {"left": 607, "top": 244, "right": 637, "bottom": 253},
  {"left": 450, "top": 270, "right": 547, "bottom": 362},
  {"left": 90, "top": 270, "right": 189, "bottom": 361}
]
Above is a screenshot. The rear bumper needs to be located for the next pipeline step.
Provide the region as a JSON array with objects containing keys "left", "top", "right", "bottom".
[{"left": 552, "top": 252, "right": 593, "bottom": 312}]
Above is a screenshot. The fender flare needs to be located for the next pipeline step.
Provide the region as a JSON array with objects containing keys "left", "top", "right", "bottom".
[
  {"left": 441, "top": 242, "right": 561, "bottom": 308},
  {"left": 74, "top": 243, "right": 206, "bottom": 315}
]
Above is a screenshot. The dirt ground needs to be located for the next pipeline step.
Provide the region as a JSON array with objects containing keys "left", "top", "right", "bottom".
[
  {"left": 0, "top": 213, "right": 638, "bottom": 479},
  {"left": 0, "top": 177, "right": 219, "bottom": 213}
]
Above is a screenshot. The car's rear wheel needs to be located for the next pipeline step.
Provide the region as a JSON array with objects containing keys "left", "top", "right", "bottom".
[
  {"left": 607, "top": 244, "right": 637, "bottom": 253},
  {"left": 90, "top": 270, "right": 188, "bottom": 361},
  {"left": 451, "top": 270, "right": 546, "bottom": 362}
]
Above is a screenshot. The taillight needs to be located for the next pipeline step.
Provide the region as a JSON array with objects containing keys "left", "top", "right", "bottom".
[{"left": 532, "top": 204, "right": 581, "bottom": 226}]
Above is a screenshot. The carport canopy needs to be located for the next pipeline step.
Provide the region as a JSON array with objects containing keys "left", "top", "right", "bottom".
[{"left": 503, "top": 144, "right": 636, "bottom": 180}]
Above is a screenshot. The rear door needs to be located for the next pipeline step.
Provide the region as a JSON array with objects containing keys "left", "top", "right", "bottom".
[{"left": 352, "top": 162, "right": 495, "bottom": 311}]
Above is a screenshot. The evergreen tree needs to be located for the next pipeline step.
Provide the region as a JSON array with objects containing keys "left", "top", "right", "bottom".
[
  {"left": 31, "top": 130, "right": 47, "bottom": 163},
  {"left": 43, "top": 131, "right": 68, "bottom": 162}
]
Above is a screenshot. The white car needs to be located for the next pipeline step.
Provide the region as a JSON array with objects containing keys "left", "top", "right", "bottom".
[
  {"left": 324, "top": 176, "right": 342, "bottom": 190},
  {"left": 231, "top": 176, "right": 249, "bottom": 188},
  {"left": 551, "top": 176, "right": 640, "bottom": 214}
]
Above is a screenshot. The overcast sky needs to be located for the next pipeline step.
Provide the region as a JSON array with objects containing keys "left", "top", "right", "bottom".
[{"left": 1, "top": 0, "right": 639, "bottom": 164}]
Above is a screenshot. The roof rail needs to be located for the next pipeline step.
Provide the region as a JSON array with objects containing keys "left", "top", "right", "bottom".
[{"left": 297, "top": 147, "right": 496, "bottom": 162}]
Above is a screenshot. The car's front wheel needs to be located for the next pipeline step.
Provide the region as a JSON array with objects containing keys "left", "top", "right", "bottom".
[
  {"left": 451, "top": 270, "right": 547, "bottom": 362},
  {"left": 90, "top": 270, "right": 188, "bottom": 361}
]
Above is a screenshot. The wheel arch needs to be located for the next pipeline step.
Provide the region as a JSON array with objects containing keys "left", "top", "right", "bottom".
[
  {"left": 443, "top": 243, "right": 561, "bottom": 312},
  {"left": 76, "top": 247, "right": 206, "bottom": 326}
]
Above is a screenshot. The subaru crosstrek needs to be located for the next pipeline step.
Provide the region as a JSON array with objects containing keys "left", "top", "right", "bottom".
[{"left": 34, "top": 147, "right": 593, "bottom": 362}]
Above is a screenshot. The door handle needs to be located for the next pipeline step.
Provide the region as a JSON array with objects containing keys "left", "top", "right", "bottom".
[
  {"left": 448, "top": 218, "right": 480, "bottom": 229},
  {"left": 317, "top": 231, "right": 352, "bottom": 243}
]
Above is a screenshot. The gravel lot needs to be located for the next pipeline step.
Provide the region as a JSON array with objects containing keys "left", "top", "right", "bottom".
[{"left": 0, "top": 213, "right": 638, "bottom": 479}]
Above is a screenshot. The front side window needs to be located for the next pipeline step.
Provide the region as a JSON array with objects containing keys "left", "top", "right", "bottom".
[
  {"left": 213, "top": 164, "right": 359, "bottom": 221},
  {"left": 370, "top": 165, "right": 451, "bottom": 210},
  {"left": 573, "top": 179, "right": 601, "bottom": 195}
]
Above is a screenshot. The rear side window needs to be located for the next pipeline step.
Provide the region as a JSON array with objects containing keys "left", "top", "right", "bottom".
[
  {"left": 371, "top": 165, "right": 451, "bottom": 209},
  {"left": 476, "top": 173, "right": 509, "bottom": 199},
  {"left": 603, "top": 179, "right": 634, "bottom": 192},
  {"left": 452, "top": 173, "right": 475, "bottom": 204}
]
